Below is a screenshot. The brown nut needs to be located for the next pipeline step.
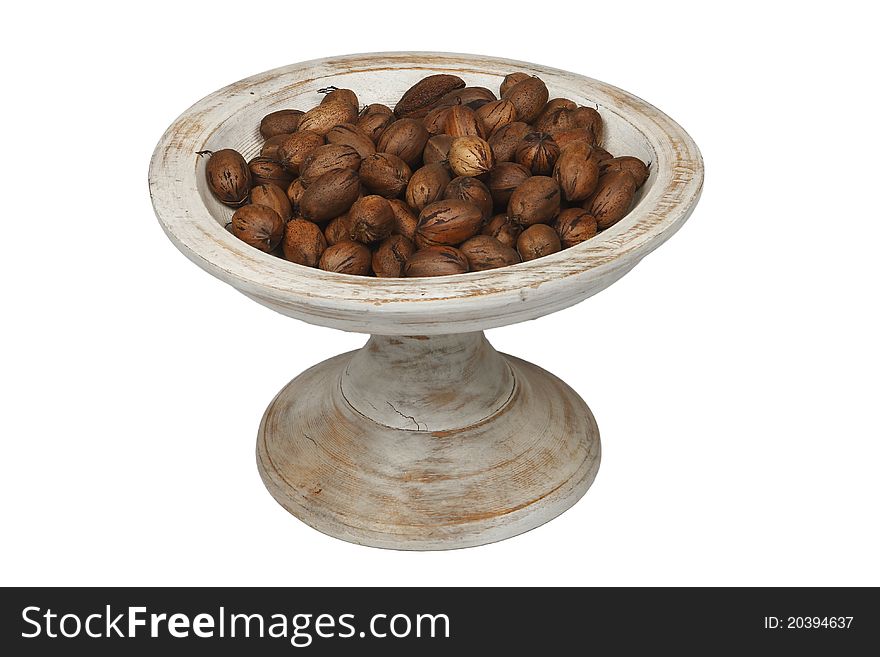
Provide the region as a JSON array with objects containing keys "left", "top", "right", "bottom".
[
  {"left": 443, "top": 105, "right": 486, "bottom": 138},
  {"left": 230, "top": 204, "right": 284, "bottom": 252},
  {"left": 448, "top": 136, "right": 495, "bottom": 177},
  {"left": 434, "top": 86, "right": 497, "bottom": 109},
  {"left": 324, "top": 213, "right": 351, "bottom": 246},
  {"left": 535, "top": 98, "right": 577, "bottom": 123},
  {"left": 552, "top": 128, "right": 593, "bottom": 152},
  {"left": 286, "top": 178, "right": 307, "bottom": 216},
  {"left": 405, "top": 163, "right": 452, "bottom": 212},
  {"left": 499, "top": 72, "right": 530, "bottom": 97},
  {"left": 487, "top": 162, "right": 531, "bottom": 208},
  {"left": 554, "top": 208, "right": 598, "bottom": 248},
  {"left": 404, "top": 246, "right": 469, "bottom": 277},
  {"left": 394, "top": 74, "right": 466, "bottom": 118},
  {"left": 277, "top": 131, "right": 325, "bottom": 175},
  {"left": 601, "top": 156, "right": 649, "bottom": 188},
  {"left": 459, "top": 235, "right": 521, "bottom": 271},
  {"left": 502, "top": 76, "right": 549, "bottom": 123},
  {"left": 475, "top": 99, "right": 517, "bottom": 136},
  {"left": 299, "top": 144, "right": 361, "bottom": 187},
  {"left": 508, "top": 175, "right": 561, "bottom": 226},
  {"left": 587, "top": 170, "right": 638, "bottom": 229},
  {"left": 372, "top": 234, "right": 415, "bottom": 278},
  {"left": 481, "top": 214, "right": 522, "bottom": 249},
  {"left": 360, "top": 103, "right": 393, "bottom": 116},
  {"left": 415, "top": 199, "right": 483, "bottom": 247},
  {"left": 517, "top": 224, "right": 561, "bottom": 261},
  {"left": 359, "top": 152, "right": 412, "bottom": 198},
  {"left": 488, "top": 121, "right": 532, "bottom": 162},
  {"left": 388, "top": 199, "right": 418, "bottom": 241},
  {"left": 205, "top": 149, "right": 251, "bottom": 207},
  {"left": 319, "top": 241, "right": 372, "bottom": 276},
  {"left": 248, "top": 156, "right": 294, "bottom": 189},
  {"left": 320, "top": 87, "right": 358, "bottom": 110},
  {"left": 297, "top": 100, "right": 359, "bottom": 135},
  {"left": 422, "top": 106, "right": 451, "bottom": 135},
  {"left": 573, "top": 106, "right": 603, "bottom": 145},
  {"left": 250, "top": 183, "right": 292, "bottom": 221},
  {"left": 348, "top": 195, "right": 395, "bottom": 244},
  {"left": 515, "top": 132, "right": 560, "bottom": 176},
  {"left": 533, "top": 107, "right": 578, "bottom": 136},
  {"left": 261, "top": 133, "right": 292, "bottom": 160},
  {"left": 259, "top": 109, "right": 303, "bottom": 139},
  {"left": 326, "top": 123, "right": 376, "bottom": 159},
  {"left": 553, "top": 141, "right": 600, "bottom": 202},
  {"left": 423, "top": 134, "right": 454, "bottom": 165},
  {"left": 356, "top": 110, "right": 395, "bottom": 143},
  {"left": 282, "top": 218, "right": 327, "bottom": 267},
  {"left": 444, "top": 176, "right": 494, "bottom": 221},
  {"left": 376, "top": 118, "right": 430, "bottom": 169},
  {"left": 299, "top": 168, "right": 360, "bottom": 223}
]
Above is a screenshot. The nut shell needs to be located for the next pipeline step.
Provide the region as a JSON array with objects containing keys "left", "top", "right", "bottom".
[
  {"left": 554, "top": 208, "right": 598, "bottom": 248},
  {"left": 250, "top": 183, "right": 292, "bottom": 221},
  {"left": 277, "top": 131, "right": 325, "bottom": 175},
  {"left": 286, "top": 178, "right": 307, "bottom": 216},
  {"left": 573, "top": 106, "right": 603, "bottom": 145},
  {"left": 348, "top": 195, "right": 395, "bottom": 244},
  {"left": 376, "top": 118, "right": 430, "bottom": 169},
  {"left": 499, "top": 72, "right": 530, "bottom": 96},
  {"left": 282, "top": 218, "right": 327, "bottom": 267},
  {"left": 299, "top": 168, "right": 360, "bottom": 223},
  {"left": 394, "top": 74, "right": 466, "bottom": 118},
  {"left": 552, "top": 128, "right": 593, "bottom": 152},
  {"left": 248, "top": 156, "right": 293, "bottom": 189},
  {"left": 488, "top": 122, "right": 532, "bottom": 162},
  {"left": 435, "top": 86, "right": 497, "bottom": 109},
  {"left": 601, "top": 156, "right": 649, "bottom": 188},
  {"left": 515, "top": 132, "right": 560, "bottom": 176},
  {"left": 517, "top": 224, "right": 561, "bottom": 261},
  {"left": 324, "top": 214, "right": 351, "bottom": 245},
  {"left": 372, "top": 234, "right": 415, "bottom": 278},
  {"left": 448, "top": 136, "right": 495, "bottom": 177},
  {"left": 423, "top": 134, "right": 454, "bottom": 165},
  {"left": 326, "top": 123, "right": 376, "bottom": 159},
  {"left": 388, "top": 199, "right": 418, "bottom": 241},
  {"left": 422, "top": 106, "right": 451, "bottom": 135},
  {"left": 415, "top": 199, "right": 483, "bottom": 247},
  {"left": 319, "top": 241, "right": 372, "bottom": 276},
  {"left": 356, "top": 110, "right": 395, "bottom": 143},
  {"left": 359, "top": 152, "right": 412, "bottom": 198},
  {"left": 260, "top": 109, "right": 303, "bottom": 138},
  {"left": 205, "top": 149, "right": 251, "bottom": 207},
  {"left": 320, "top": 87, "right": 359, "bottom": 110},
  {"left": 507, "top": 175, "right": 561, "bottom": 226},
  {"left": 553, "top": 141, "right": 600, "bottom": 202},
  {"left": 587, "top": 170, "right": 638, "bottom": 229},
  {"left": 475, "top": 99, "right": 517, "bottom": 136},
  {"left": 443, "top": 105, "right": 485, "bottom": 138},
  {"left": 487, "top": 162, "right": 531, "bottom": 208},
  {"left": 261, "top": 133, "right": 292, "bottom": 160},
  {"left": 405, "top": 163, "right": 452, "bottom": 212},
  {"left": 459, "top": 235, "right": 521, "bottom": 271},
  {"left": 230, "top": 204, "right": 284, "bottom": 252},
  {"left": 297, "top": 100, "right": 359, "bottom": 135},
  {"left": 444, "top": 176, "right": 494, "bottom": 221},
  {"left": 502, "top": 76, "right": 549, "bottom": 123},
  {"left": 481, "top": 214, "right": 522, "bottom": 249},
  {"left": 404, "top": 246, "right": 469, "bottom": 277},
  {"left": 299, "top": 144, "right": 361, "bottom": 187}
]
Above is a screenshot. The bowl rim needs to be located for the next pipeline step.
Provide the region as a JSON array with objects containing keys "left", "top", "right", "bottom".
[{"left": 149, "top": 51, "right": 703, "bottom": 314}]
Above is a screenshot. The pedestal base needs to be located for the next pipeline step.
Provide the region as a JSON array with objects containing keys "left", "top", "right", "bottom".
[{"left": 256, "top": 333, "right": 600, "bottom": 550}]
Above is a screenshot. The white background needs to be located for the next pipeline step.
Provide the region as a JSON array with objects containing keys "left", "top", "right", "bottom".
[{"left": 1, "top": 2, "right": 877, "bottom": 586}]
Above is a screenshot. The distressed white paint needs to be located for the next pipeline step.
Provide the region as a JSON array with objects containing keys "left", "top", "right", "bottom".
[{"left": 149, "top": 53, "right": 704, "bottom": 549}]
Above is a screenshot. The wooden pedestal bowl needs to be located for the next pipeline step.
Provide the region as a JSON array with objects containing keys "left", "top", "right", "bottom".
[{"left": 149, "top": 52, "right": 703, "bottom": 550}]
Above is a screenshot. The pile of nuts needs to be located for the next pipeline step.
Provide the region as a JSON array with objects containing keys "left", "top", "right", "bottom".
[{"left": 204, "top": 72, "right": 649, "bottom": 277}]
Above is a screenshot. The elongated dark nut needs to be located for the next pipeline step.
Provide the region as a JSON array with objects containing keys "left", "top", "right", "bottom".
[
  {"left": 297, "top": 100, "right": 358, "bottom": 135},
  {"left": 423, "top": 134, "right": 454, "bottom": 165},
  {"left": 205, "top": 149, "right": 251, "bottom": 207},
  {"left": 444, "top": 176, "right": 493, "bottom": 221},
  {"left": 277, "top": 131, "right": 325, "bottom": 175},
  {"left": 260, "top": 109, "right": 303, "bottom": 138},
  {"left": 388, "top": 199, "right": 418, "bottom": 241},
  {"left": 404, "top": 246, "right": 469, "bottom": 277},
  {"left": 415, "top": 199, "right": 483, "bottom": 247},
  {"left": 326, "top": 123, "right": 376, "bottom": 159},
  {"left": 248, "top": 156, "right": 293, "bottom": 189},
  {"left": 250, "top": 183, "right": 292, "bottom": 221},
  {"left": 499, "top": 72, "right": 530, "bottom": 96},
  {"left": 502, "top": 76, "right": 549, "bottom": 123},
  {"left": 282, "top": 218, "right": 326, "bottom": 266},
  {"left": 318, "top": 241, "right": 371, "bottom": 275},
  {"left": 517, "top": 223, "right": 561, "bottom": 261},
  {"left": 459, "top": 235, "right": 521, "bottom": 271},
  {"left": 299, "top": 144, "right": 361, "bottom": 187},
  {"left": 394, "top": 74, "right": 466, "bottom": 118},
  {"left": 376, "top": 119, "right": 430, "bottom": 169},
  {"left": 482, "top": 214, "right": 522, "bottom": 249},
  {"left": 299, "top": 168, "right": 360, "bottom": 223},
  {"left": 348, "top": 195, "right": 395, "bottom": 244},
  {"left": 507, "top": 176, "right": 561, "bottom": 226},
  {"left": 587, "top": 170, "right": 638, "bottom": 229},
  {"left": 487, "top": 162, "right": 531, "bottom": 208},
  {"left": 488, "top": 121, "right": 532, "bottom": 162},
  {"left": 553, "top": 141, "right": 600, "bottom": 202},
  {"left": 359, "top": 152, "right": 412, "bottom": 198},
  {"left": 601, "top": 156, "right": 649, "bottom": 188},
  {"left": 230, "top": 204, "right": 283, "bottom": 252},
  {"left": 372, "top": 234, "right": 415, "bottom": 278},
  {"left": 554, "top": 208, "right": 598, "bottom": 247}
]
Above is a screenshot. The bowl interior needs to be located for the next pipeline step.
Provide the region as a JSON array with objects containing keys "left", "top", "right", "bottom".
[{"left": 196, "top": 66, "right": 657, "bottom": 233}]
